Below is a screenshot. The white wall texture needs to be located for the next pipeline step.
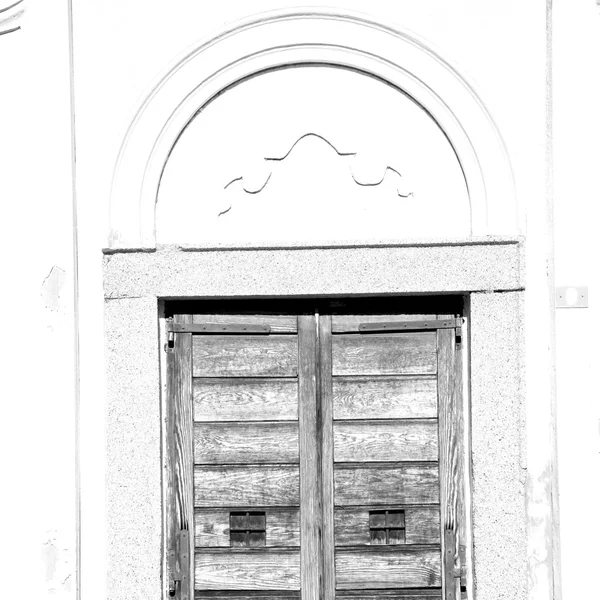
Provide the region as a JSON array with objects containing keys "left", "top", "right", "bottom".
[
  {"left": 553, "top": 1, "right": 600, "bottom": 597},
  {"left": 0, "top": 1, "right": 77, "bottom": 598},
  {"left": 3, "top": 0, "right": 598, "bottom": 598}
]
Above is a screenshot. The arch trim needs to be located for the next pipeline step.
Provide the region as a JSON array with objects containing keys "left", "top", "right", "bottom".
[{"left": 107, "top": 9, "right": 516, "bottom": 250}]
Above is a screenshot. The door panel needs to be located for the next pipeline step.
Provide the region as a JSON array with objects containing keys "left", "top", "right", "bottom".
[
  {"left": 332, "top": 376, "right": 438, "bottom": 420},
  {"left": 195, "top": 509, "right": 300, "bottom": 547},
  {"left": 194, "top": 422, "right": 300, "bottom": 464},
  {"left": 333, "top": 420, "right": 439, "bottom": 462},
  {"left": 334, "top": 507, "right": 440, "bottom": 546},
  {"left": 332, "top": 333, "right": 437, "bottom": 376},
  {"left": 193, "top": 378, "right": 299, "bottom": 421},
  {"left": 196, "top": 550, "right": 301, "bottom": 590},
  {"left": 194, "top": 466, "right": 300, "bottom": 507},
  {"left": 335, "top": 548, "right": 442, "bottom": 588},
  {"left": 167, "top": 311, "right": 464, "bottom": 600},
  {"left": 192, "top": 335, "right": 299, "bottom": 377}
]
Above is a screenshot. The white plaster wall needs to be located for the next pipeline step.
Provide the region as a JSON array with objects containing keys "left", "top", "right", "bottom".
[
  {"left": 69, "top": 1, "right": 549, "bottom": 597},
  {"left": 0, "top": 1, "right": 77, "bottom": 597},
  {"left": 553, "top": 2, "right": 600, "bottom": 598}
]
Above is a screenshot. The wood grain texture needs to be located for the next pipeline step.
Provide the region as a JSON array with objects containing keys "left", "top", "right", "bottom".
[
  {"left": 335, "top": 547, "right": 442, "bottom": 588},
  {"left": 194, "top": 466, "right": 299, "bottom": 507},
  {"left": 332, "top": 334, "right": 437, "bottom": 376},
  {"left": 193, "top": 378, "right": 298, "bottom": 422},
  {"left": 336, "top": 589, "right": 441, "bottom": 599},
  {"left": 436, "top": 326, "right": 462, "bottom": 597},
  {"left": 335, "top": 465, "right": 439, "bottom": 505},
  {"left": 195, "top": 594, "right": 300, "bottom": 600},
  {"left": 193, "top": 336, "right": 298, "bottom": 377},
  {"left": 298, "top": 315, "right": 321, "bottom": 600},
  {"left": 167, "top": 314, "right": 195, "bottom": 598},
  {"left": 194, "top": 509, "right": 300, "bottom": 547},
  {"left": 194, "top": 423, "right": 299, "bottom": 464},
  {"left": 334, "top": 507, "right": 440, "bottom": 545},
  {"left": 332, "top": 315, "right": 437, "bottom": 333},
  {"left": 192, "top": 314, "right": 298, "bottom": 333},
  {"left": 319, "top": 315, "right": 336, "bottom": 600},
  {"left": 333, "top": 376, "right": 437, "bottom": 420},
  {"left": 195, "top": 550, "right": 301, "bottom": 590},
  {"left": 334, "top": 421, "right": 438, "bottom": 463}
]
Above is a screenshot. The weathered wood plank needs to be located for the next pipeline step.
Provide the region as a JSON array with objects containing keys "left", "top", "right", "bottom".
[
  {"left": 319, "top": 315, "right": 336, "bottom": 600},
  {"left": 298, "top": 315, "right": 321, "bottom": 600},
  {"left": 194, "top": 423, "right": 299, "bottom": 464},
  {"left": 437, "top": 326, "right": 462, "bottom": 597},
  {"left": 334, "top": 421, "right": 438, "bottom": 463},
  {"left": 195, "top": 466, "right": 299, "bottom": 507},
  {"left": 167, "top": 314, "right": 195, "bottom": 598},
  {"left": 193, "top": 378, "right": 298, "bottom": 422},
  {"left": 335, "top": 547, "right": 442, "bottom": 588},
  {"left": 335, "top": 465, "right": 439, "bottom": 505},
  {"left": 192, "top": 314, "right": 298, "bottom": 333},
  {"left": 332, "top": 334, "right": 437, "bottom": 376},
  {"left": 336, "top": 590, "right": 442, "bottom": 599},
  {"left": 334, "top": 507, "right": 440, "bottom": 545},
  {"left": 194, "top": 509, "right": 300, "bottom": 547},
  {"left": 195, "top": 550, "right": 301, "bottom": 590},
  {"left": 332, "top": 315, "right": 438, "bottom": 333},
  {"left": 193, "top": 336, "right": 298, "bottom": 377},
  {"left": 195, "top": 595, "right": 301, "bottom": 600},
  {"left": 333, "top": 376, "right": 437, "bottom": 420}
]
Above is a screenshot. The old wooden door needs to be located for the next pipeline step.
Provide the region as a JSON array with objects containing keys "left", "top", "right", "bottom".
[{"left": 166, "top": 312, "right": 466, "bottom": 600}]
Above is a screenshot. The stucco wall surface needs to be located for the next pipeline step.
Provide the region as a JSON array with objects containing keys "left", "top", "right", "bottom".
[
  {"left": 470, "top": 291, "right": 527, "bottom": 600},
  {"left": 105, "top": 297, "right": 162, "bottom": 600},
  {"left": 103, "top": 245, "right": 526, "bottom": 599},
  {"left": 103, "top": 241, "right": 523, "bottom": 300}
]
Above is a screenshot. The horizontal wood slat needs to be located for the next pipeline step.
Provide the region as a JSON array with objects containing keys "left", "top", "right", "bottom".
[
  {"left": 333, "top": 377, "right": 437, "bottom": 420},
  {"left": 193, "top": 336, "right": 298, "bottom": 378},
  {"left": 333, "top": 421, "right": 438, "bottom": 463},
  {"left": 336, "top": 592, "right": 441, "bottom": 600},
  {"left": 195, "top": 550, "right": 301, "bottom": 590},
  {"left": 195, "top": 595, "right": 301, "bottom": 600},
  {"left": 334, "top": 507, "right": 440, "bottom": 545},
  {"left": 332, "top": 315, "right": 438, "bottom": 333},
  {"left": 194, "top": 423, "right": 299, "bottom": 464},
  {"left": 335, "top": 548, "right": 441, "bottom": 589},
  {"left": 332, "top": 334, "right": 437, "bottom": 376},
  {"left": 335, "top": 465, "right": 439, "bottom": 505},
  {"left": 195, "top": 509, "right": 300, "bottom": 547},
  {"left": 193, "top": 378, "right": 298, "bottom": 422},
  {"left": 195, "top": 466, "right": 299, "bottom": 507},
  {"left": 193, "top": 315, "right": 298, "bottom": 333}
]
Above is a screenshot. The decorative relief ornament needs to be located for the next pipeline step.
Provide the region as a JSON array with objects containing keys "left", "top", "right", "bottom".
[
  {"left": 0, "top": 0, "right": 24, "bottom": 36},
  {"left": 219, "top": 133, "right": 413, "bottom": 217}
]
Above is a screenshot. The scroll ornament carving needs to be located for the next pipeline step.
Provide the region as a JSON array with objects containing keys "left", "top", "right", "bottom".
[
  {"left": 0, "top": 0, "right": 24, "bottom": 36},
  {"left": 219, "top": 133, "right": 413, "bottom": 217}
]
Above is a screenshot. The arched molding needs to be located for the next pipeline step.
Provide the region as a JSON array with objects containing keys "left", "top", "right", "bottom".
[{"left": 107, "top": 8, "right": 517, "bottom": 250}]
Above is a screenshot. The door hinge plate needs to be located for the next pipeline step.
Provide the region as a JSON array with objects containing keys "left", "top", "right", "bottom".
[
  {"left": 168, "top": 529, "right": 190, "bottom": 600},
  {"left": 359, "top": 318, "right": 463, "bottom": 334},
  {"left": 167, "top": 321, "right": 270, "bottom": 334}
]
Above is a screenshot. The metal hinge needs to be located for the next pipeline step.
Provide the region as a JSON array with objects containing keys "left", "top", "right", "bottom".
[
  {"left": 166, "top": 319, "right": 271, "bottom": 335},
  {"left": 359, "top": 317, "right": 463, "bottom": 343},
  {"left": 168, "top": 529, "right": 190, "bottom": 600},
  {"left": 445, "top": 530, "right": 468, "bottom": 600}
]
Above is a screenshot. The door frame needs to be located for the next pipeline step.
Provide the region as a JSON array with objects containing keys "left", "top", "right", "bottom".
[{"left": 103, "top": 238, "right": 525, "bottom": 600}]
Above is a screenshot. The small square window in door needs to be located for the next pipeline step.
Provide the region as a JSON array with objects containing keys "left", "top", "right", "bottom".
[
  {"left": 229, "top": 511, "right": 267, "bottom": 547},
  {"left": 369, "top": 510, "right": 406, "bottom": 545}
]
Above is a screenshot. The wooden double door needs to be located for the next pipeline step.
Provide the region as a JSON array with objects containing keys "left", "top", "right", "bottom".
[{"left": 166, "top": 311, "right": 466, "bottom": 600}]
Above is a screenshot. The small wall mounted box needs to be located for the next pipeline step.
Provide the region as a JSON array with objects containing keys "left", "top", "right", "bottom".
[{"left": 555, "top": 286, "right": 588, "bottom": 308}]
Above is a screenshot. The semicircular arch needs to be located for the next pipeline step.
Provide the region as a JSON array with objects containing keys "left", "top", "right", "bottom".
[{"left": 107, "top": 9, "right": 516, "bottom": 250}]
